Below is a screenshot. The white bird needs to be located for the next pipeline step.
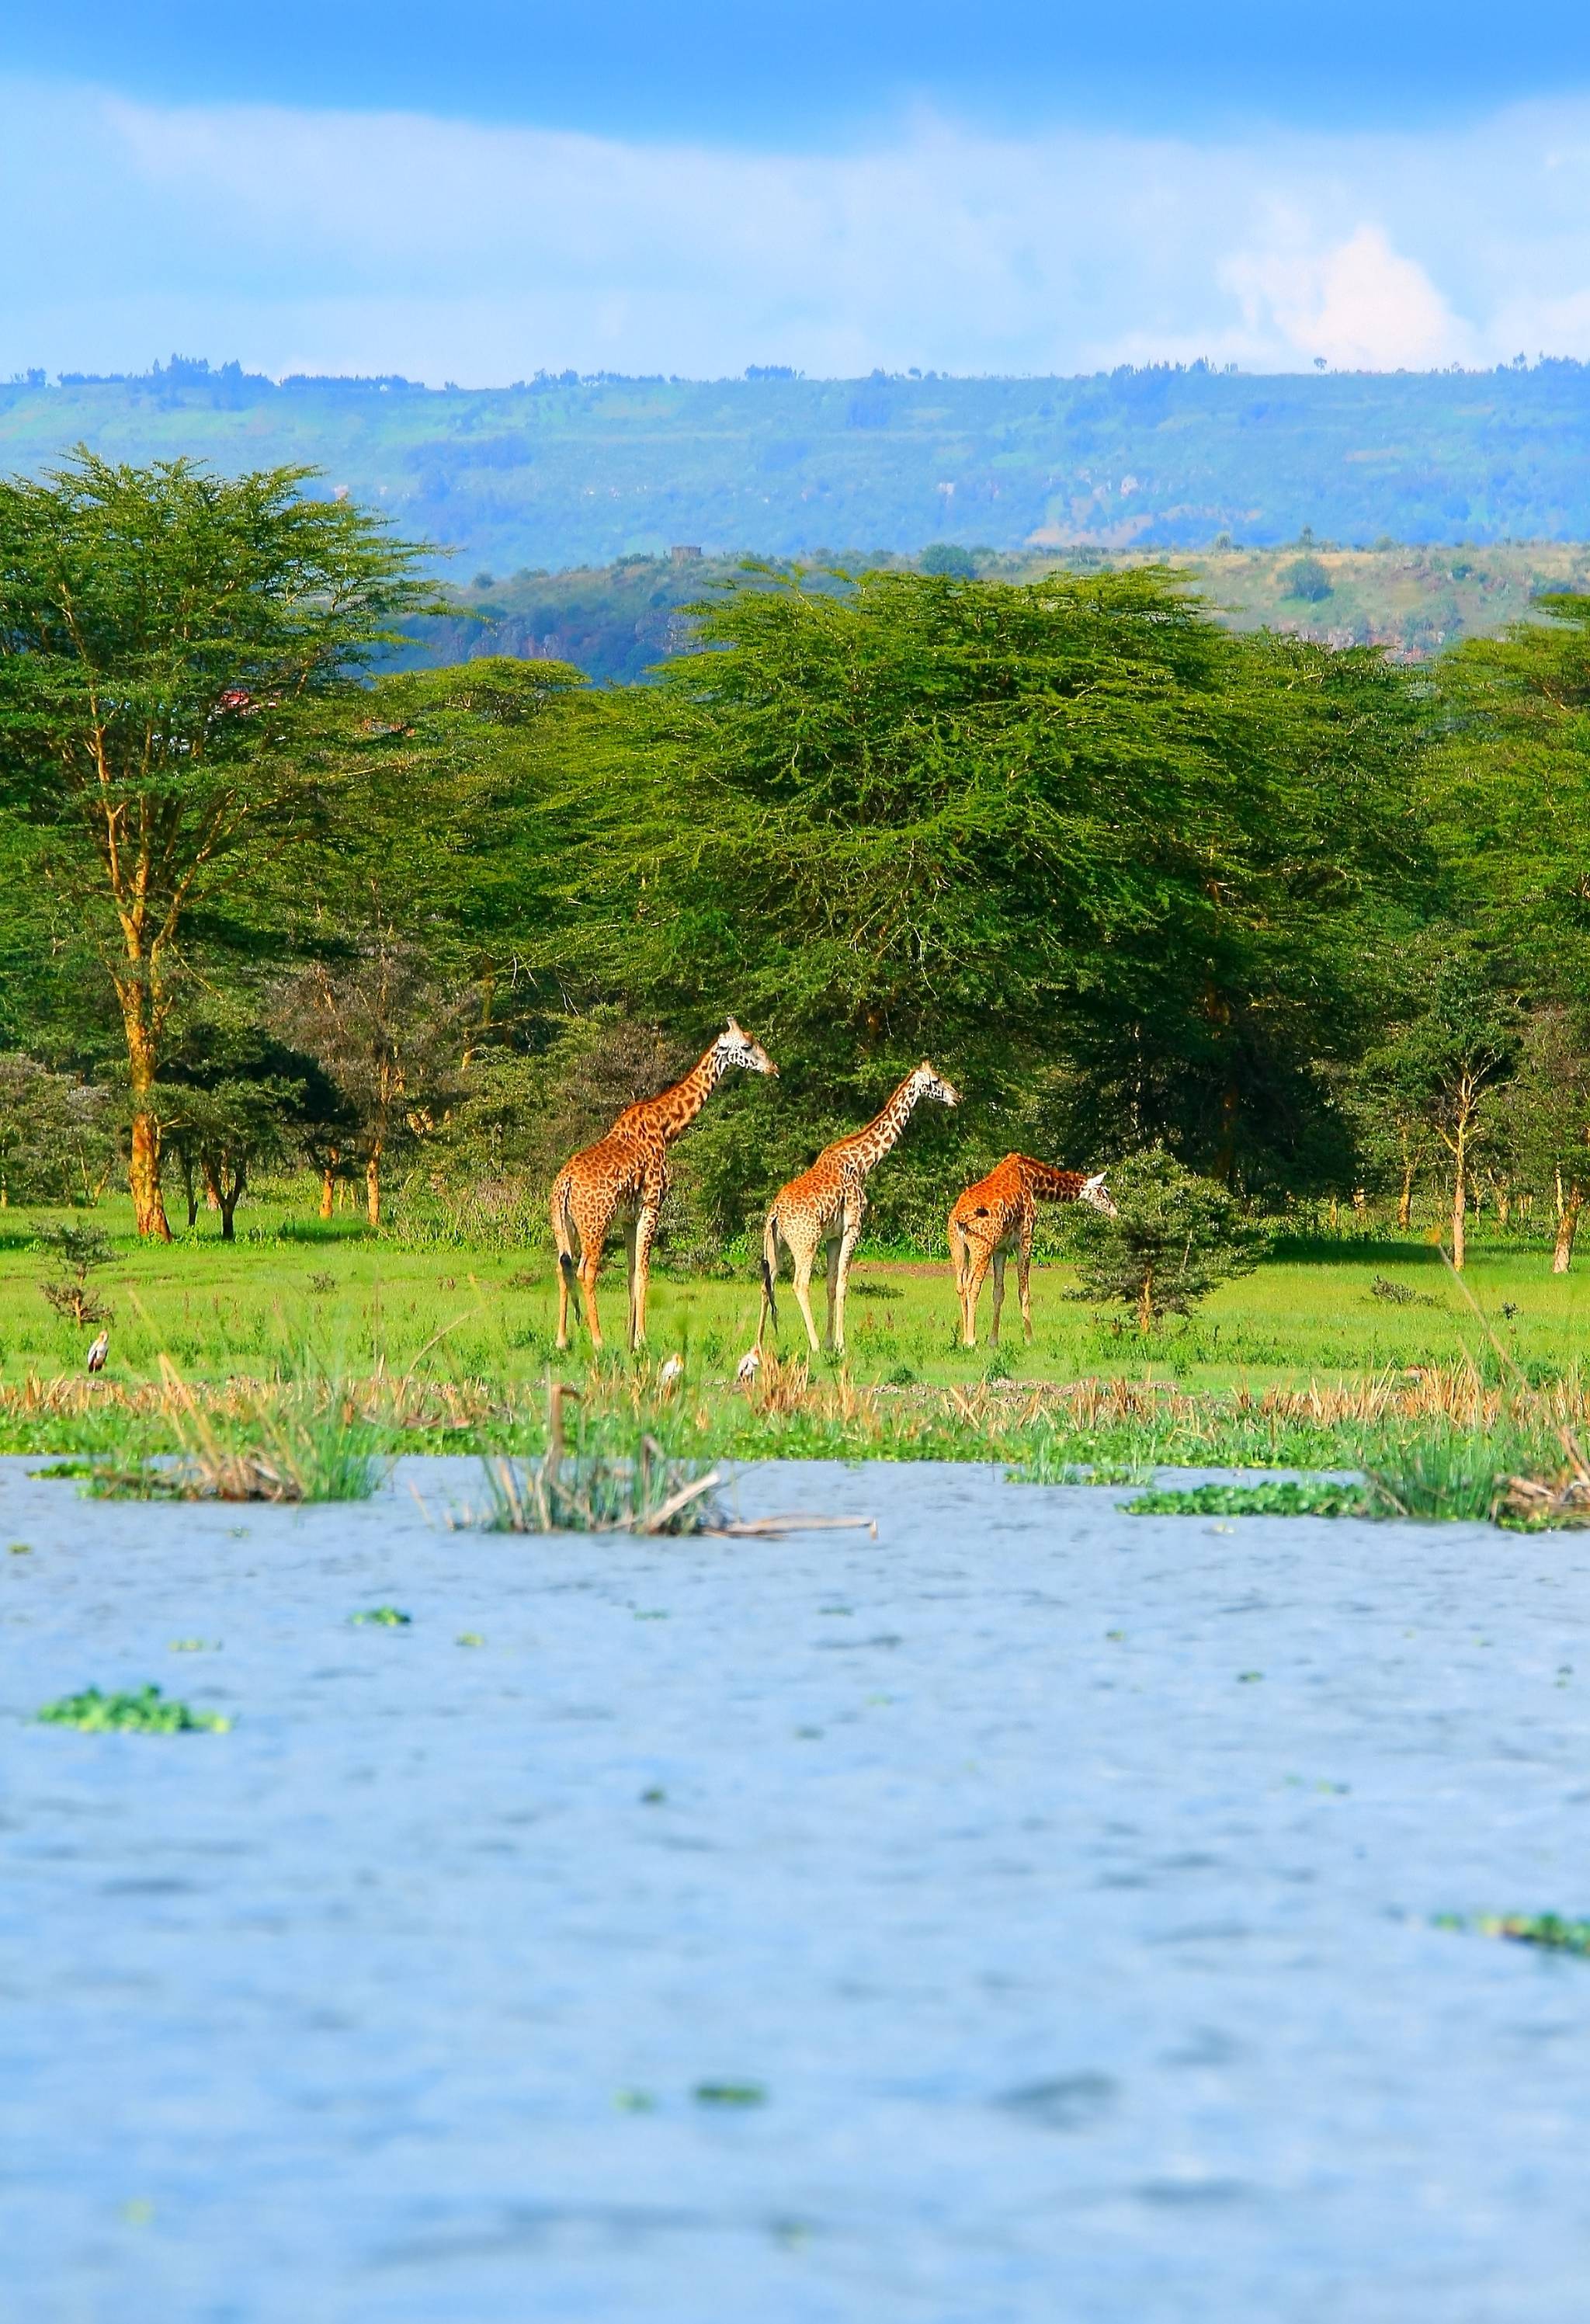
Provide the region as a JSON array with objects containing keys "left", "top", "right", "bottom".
[
  {"left": 85, "top": 1328, "right": 109, "bottom": 1374},
  {"left": 735, "top": 1348, "right": 762, "bottom": 1384},
  {"left": 658, "top": 1353, "right": 685, "bottom": 1391}
]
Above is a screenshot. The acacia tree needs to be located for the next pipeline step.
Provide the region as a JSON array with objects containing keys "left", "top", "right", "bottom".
[
  {"left": 1495, "top": 1008, "right": 1590, "bottom": 1272},
  {"left": 273, "top": 937, "right": 471, "bottom": 1228},
  {"left": 570, "top": 567, "right": 1427, "bottom": 1198},
  {"left": 0, "top": 453, "right": 432, "bottom": 1238},
  {"left": 1365, "top": 954, "right": 1519, "bottom": 1270}
]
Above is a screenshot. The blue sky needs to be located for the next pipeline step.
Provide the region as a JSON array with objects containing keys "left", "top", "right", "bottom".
[{"left": 2, "top": 2, "right": 1588, "bottom": 381}]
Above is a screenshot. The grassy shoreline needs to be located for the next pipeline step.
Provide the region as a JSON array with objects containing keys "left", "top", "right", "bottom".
[{"left": 1, "top": 1197, "right": 1586, "bottom": 1402}]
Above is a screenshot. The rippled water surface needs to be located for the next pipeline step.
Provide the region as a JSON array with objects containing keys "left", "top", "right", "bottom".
[{"left": 5, "top": 1454, "right": 1590, "bottom": 2322}]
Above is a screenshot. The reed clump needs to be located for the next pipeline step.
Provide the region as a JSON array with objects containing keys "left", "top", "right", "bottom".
[
  {"left": 80, "top": 1357, "right": 387, "bottom": 1503},
  {"left": 456, "top": 1383, "right": 722, "bottom": 1535}
]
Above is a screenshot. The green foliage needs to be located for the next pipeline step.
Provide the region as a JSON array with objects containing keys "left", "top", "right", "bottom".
[
  {"left": 1071, "top": 1145, "right": 1265, "bottom": 1327},
  {"left": 1279, "top": 555, "right": 1333, "bottom": 603},
  {"left": 1442, "top": 1912, "right": 1590, "bottom": 1958},
  {"left": 78, "top": 1371, "right": 386, "bottom": 1503},
  {"left": 560, "top": 565, "right": 1426, "bottom": 1200},
  {"left": 9, "top": 365, "right": 1590, "bottom": 575},
  {"left": 36, "top": 1683, "right": 230, "bottom": 1733},
  {"left": 1124, "top": 1479, "right": 1366, "bottom": 1516},
  {"left": 0, "top": 1056, "right": 115, "bottom": 1205},
  {"left": 919, "top": 542, "right": 979, "bottom": 578},
  {"left": 33, "top": 1218, "right": 114, "bottom": 1328},
  {"left": 351, "top": 1606, "right": 411, "bottom": 1626},
  {"left": 1363, "top": 1436, "right": 1513, "bottom": 1521},
  {"left": 460, "top": 1443, "right": 721, "bottom": 1534}
]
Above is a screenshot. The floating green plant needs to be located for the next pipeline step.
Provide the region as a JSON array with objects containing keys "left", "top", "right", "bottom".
[
  {"left": 37, "top": 1684, "right": 230, "bottom": 1733},
  {"left": 1440, "top": 1912, "right": 1590, "bottom": 1958},
  {"left": 693, "top": 2082, "right": 767, "bottom": 2107},
  {"left": 1124, "top": 1479, "right": 1367, "bottom": 1517},
  {"left": 351, "top": 1606, "right": 411, "bottom": 1627}
]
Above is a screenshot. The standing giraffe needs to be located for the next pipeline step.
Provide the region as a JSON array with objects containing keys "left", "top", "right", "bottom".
[
  {"left": 949, "top": 1155, "right": 1116, "bottom": 1348},
  {"left": 551, "top": 1018, "right": 778, "bottom": 1351},
  {"left": 759, "top": 1063, "right": 960, "bottom": 1355}
]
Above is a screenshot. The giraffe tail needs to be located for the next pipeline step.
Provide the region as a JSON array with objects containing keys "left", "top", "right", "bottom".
[
  {"left": 759, "top": 1211, "right": 780, "bottom": 1337},
  {"left": 550, "top": 1172, "right": 578, "bottom": 1276},
  {"left": 948, "top": 1213, "right": 971, "bottom": 1294}
]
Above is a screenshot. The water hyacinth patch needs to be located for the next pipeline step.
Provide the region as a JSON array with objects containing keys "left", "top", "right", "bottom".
[
  {"left": 351, "top": 1607, "right": 411, "bottom": 1627},
  {"left": 37, "top": 1684, "right": 230, "bottom": 1733},
  {"left": 1124, "top": 1480, "right": 1369, "bottom": 1518},
  {"left": 1440, "top": 1912, "right": 1590, "bottom": 1959}
]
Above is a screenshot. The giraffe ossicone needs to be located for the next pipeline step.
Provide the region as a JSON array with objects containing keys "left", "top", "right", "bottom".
[
  {"left": 759, "top": 1061, "right": 961, "bottom": 1357},
  {"left": 550, "top": 1016, "right": 778, "bottom": 1352}
]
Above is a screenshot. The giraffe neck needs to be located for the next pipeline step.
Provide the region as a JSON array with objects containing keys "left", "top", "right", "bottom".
[
  {"left": 1019, "top": 1159, "right": 1089, "bottom": 1204},
  {"left": 837, "top": 1076, "right": 926, "bottom": 1178},
  {"left": 632, "top": 1043, "right": 729, "bottom": 1144}
]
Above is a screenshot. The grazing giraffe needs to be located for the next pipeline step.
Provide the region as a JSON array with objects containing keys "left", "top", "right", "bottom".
[
  {"left": 949, "top": 1155, "right": 1116, "bottom": 1348},
  {"left": 759, "top": 1063, "right": 960, "bottom": 1355},
  {"left": 551, "top": 1018, "right": 778, "bottom": 1351}
]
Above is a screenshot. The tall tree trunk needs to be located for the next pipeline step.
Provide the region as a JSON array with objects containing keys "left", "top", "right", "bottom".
[
  {"left": 1137, "top": 1267, "right": 1154, "bottom": 1334},
  {"left": 118, "top": 964, "right": 172, "bottom": 1243},
  {"left": 1554, "top": 1183, "right": 1583, "bottom": 1275},
  {"left": 320, "top": 1165, "right": 336, "bottom": 1221},
  {"left": 1397, "top": 1155, "right": 1416, "bottom": 1231},
  {"left": 219, "top": 1164, "right": 244, "bottom": 1243},
  {"left": 1451, "top": 1134, "right": 1467, "bottom": 1272},
  {"left": 366, "top": 1146, "right": 382, "bottom": 1230},
  {"left": 203, "top": 1162, "right": 221, "bottom": 1212},
  {"left": 127, "top": 1110, "right": 170, "bottom": 1241}
]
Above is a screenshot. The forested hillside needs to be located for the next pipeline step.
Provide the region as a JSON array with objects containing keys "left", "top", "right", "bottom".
[
  {"left": 8, "top": 453, "right": 1590, "bottom": 1273},
  {"left": 417, "top": 540, "right": 1590, "bottom": 684},
  {"left": 4, "top": 357, "right": 1590, "bottom": 572}
]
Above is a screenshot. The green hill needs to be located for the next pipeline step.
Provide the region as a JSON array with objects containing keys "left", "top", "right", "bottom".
[
  {"left": 415, "top": 540, "right": 1590, "bottom": 686},
  {"left": 5, "top": 356, "right": 1590, "bottom": 575}
]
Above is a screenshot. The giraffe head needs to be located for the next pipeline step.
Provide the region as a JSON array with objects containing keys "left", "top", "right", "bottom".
[
  {"left": 912, "top": 1061, "right": 960, "bottom": 1108},
  {"left": 1080, "top": 1170, "right": 1118, "bottom": 1218},
  {"left": 716, "top": 1017, "right": 779, "bottom": 1076}
]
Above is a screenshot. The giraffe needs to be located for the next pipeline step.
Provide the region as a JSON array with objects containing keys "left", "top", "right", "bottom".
[
  {"left": 550, "top": 1018, "right": 777, "bottom": 1351},
  {"left": 758, "top": 1062, "right": 960, "bottom": 1355},
  {"left": 949, "top": 1155, "right": 1116, "bottom": 1348}
]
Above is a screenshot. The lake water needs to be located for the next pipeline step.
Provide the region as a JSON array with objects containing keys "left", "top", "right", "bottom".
[{"left": 4, "top": 1453, "right": 1589, "bottom": 2322}]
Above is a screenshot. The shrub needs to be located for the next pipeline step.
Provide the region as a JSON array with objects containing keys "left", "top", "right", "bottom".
[
  {"left": 1071, "top": 1145, "right": 1265, "bottom": 1329},
  {"left": 1280, "top": 554, "right": 1333, "bottom": 603}
]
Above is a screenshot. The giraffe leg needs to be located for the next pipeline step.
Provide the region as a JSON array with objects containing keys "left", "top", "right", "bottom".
[
  {"left": 624, "top": 1216, "right": 640, "bottom": 1349},
  {"left": 630, "top": 1207, "right": 658, "bottom": 1350},
  {"left": 822, "top": 1236, "right": 842, "bottom": 1352},
  {"left": 831, "top": 1221, "right": 862, "bottom": 1355},
  {"left": 989, "top": 1249, "right": 1006, "bottom": 1346},
  {"left": 790, "top": 1235, "right": 823, "bottom": 1353},
  {"left": 961, "top": 1252, "right": 991, "bottom": 1347},
  {"left": 1019, "top": 1228, "right": 1034, "bottom": 1343}
]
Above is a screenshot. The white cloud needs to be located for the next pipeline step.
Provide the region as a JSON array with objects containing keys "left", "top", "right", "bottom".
[
  {"left": 1, "top": 78, "right": 1588, "bottom": 379},
  {"left": 1221, "top": 225, "right": 1474, "bottom": 370}
]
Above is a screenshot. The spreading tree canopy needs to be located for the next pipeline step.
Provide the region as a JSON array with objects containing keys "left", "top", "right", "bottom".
[
  {"left": 0, "top": 453, "right": 433, "bottom": 1236},
  {"left": 570, "top": 567, "right": 1430, "bottom": 1189}
]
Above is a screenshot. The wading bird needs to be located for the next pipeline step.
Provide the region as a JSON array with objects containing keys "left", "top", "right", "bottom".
[{"left": 85, "top": 1328, "right": 110, "bottom": 1374}]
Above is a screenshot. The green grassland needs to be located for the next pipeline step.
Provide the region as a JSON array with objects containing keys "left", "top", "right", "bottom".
[{"left": 4, "top": 1193, "right": 1582, "bottom": 1397}]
